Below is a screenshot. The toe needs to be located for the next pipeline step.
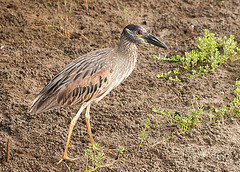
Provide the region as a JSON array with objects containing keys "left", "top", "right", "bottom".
[{"left": 56, "top": 156, "right": 80, "bottom": 165}]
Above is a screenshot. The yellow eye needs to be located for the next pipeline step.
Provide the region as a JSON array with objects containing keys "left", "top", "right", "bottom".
[{"left": 136, "top": 30, "right": 142, "bottom": 35}]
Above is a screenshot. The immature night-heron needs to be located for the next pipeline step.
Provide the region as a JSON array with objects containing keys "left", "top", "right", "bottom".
[{"left": 30, "top": 24, "right": 167, "bottom": 164}]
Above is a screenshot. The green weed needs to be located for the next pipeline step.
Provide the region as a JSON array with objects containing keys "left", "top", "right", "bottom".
[
  {"left": 168, "top": 76, "right": 181, "bottom": 82},
  {"left": 230, "top": 80, "right": 240, "bottom": 117},
  {"left": 156, "top": 71, "right": 171, "bottom": 78},
  {"left": 50, "top": 1, "right": 88, "bottom": 41},
  {"left": 84, "top": 144, "right": 125, "bottom": 172},
  {"left": 154, "top": 29, "right": 240, "bottom": 80},
  {"left": 173, "top": 68, "right": 179, "bottom": 74},
  {"left": 121, "top": 2, "right": 128, "bottom": 26},
  {"left": 138, "top": 119, "right": 150, "bottom": 150},
  {"left": 208, "top": 80, "right": 240, "bottom": 123},
  {"left": 51, "top": 0, "right": 74, "bottom": 40},
  {"left": 153, "top": 96, "right": 203, "bottom": 133},
  {"left": 216, "top": 105, "right": 227, "bottom": 118},
  {"left": 85, "top": 144, "right": 104, "bottom": 172},
  {"left": 152, "top": 81, "right": 240, "bottom": 145}
]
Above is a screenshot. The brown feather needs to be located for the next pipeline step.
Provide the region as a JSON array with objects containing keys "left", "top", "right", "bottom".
[{"left": 30, "top": 49, "right": 115, "bottom": 114}]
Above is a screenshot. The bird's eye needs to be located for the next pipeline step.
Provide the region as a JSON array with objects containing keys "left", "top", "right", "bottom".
[{"left": 136, "top": 30, "right": 142, "bottom": 35}]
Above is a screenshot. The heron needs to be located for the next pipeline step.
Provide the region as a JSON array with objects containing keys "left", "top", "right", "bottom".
[{"left": 30, "top": 24, "right": 167, "bottom": 164}]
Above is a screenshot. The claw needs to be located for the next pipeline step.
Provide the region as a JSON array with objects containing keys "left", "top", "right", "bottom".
[{"left": 57, "top": 159, "right": 64, "bottom": 165}]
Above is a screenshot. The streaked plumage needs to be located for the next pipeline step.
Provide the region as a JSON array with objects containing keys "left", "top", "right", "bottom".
[
  {"left": 30, "top": 24, "right": 167, "bottom": 164},
  {"left": 30, "top": 49, "right": 115, "bottom": 114}
]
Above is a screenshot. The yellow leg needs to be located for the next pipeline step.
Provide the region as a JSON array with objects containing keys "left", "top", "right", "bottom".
[
  {"left": 57, "top": 103, "right": 88, "bottom": 165},
  {"left": 85, "top": 104, "right": 95, "bottom": 146}
]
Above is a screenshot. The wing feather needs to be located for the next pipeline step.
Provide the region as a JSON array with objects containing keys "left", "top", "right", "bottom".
[{"left": 30, "top": 49, "right": 115, "bottom": 114}]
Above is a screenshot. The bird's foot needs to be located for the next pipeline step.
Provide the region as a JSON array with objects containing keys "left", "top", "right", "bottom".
[{"left": 56, "top": 155, "right": 80, "bottom": 165}]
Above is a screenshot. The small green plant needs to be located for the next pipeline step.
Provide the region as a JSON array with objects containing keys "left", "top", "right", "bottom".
[
  {"left": 215, "top": 105, "right": 227, "bottom": 119},
  {"left": 154, "top": 29, "right": 240, "bottom": 81},
  {"left": 230, "top": 80, "right": 240, "bottom": 117},
  {"left": 51, "top": 0, "right": 73, "bottom": 40},
  {"left": 121, "top": 2, "right": 128, "bottom": 26},
  {"left": 188, "top": 96, "right": 203, "bottom": 127},
  {"left": 84, "top": 144, "right": 104, "bottom": 172},
  {"left": 208, "top": 105, "right": 215, "bottom": 124},
  {"left": 173, "top": 68, "right": 179, "bottom": 74},
  {"left": 152, "top": 109, "right": 191, "bottom": 133},
  {"left": 153, "top": 96, "right": 203, "bottom": 133},
  {"left": 208, "top": 81, "right": 239, "bottom": 123},
  {"left": 138, "top": 119, "right": 150, "bottom": 150},
  {"left": 156, "top": 71, "right": 172, "bottom": 78},
  {"left": 83, "top": 145, "right": 125, "bottom": 171},
  {"left": 168, "top": 76, "right": 181, "bottom": 82},
  {"left": 117, "top": 146, "right": 124, "bottom": 159}
]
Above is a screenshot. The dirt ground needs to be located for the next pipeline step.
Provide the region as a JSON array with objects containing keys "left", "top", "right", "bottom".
[{"left": 1, "top": 0, "right": 240, "bottom": 171}]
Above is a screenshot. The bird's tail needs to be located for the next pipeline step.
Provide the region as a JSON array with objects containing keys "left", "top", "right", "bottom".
[{"left": 30, "top": 93, "right": 62, "bottom": 114}]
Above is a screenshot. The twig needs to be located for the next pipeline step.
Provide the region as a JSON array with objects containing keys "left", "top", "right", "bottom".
[
  {"left": 99, "top": 158, "right": 126, "bottom": 168},
  {"left": 151, "top": 137, "right": 170, "bottom": 147},
  {"left": 7, "top": 138, "right": 10, "bottom": 162},
  {"left": 85, "top": 0, "right": 88, "bottom": 11}
]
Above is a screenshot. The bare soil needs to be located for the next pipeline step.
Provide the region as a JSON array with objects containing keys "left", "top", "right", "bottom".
[{"left": 1, "top": 0, "right": 240, "bottom": 171}]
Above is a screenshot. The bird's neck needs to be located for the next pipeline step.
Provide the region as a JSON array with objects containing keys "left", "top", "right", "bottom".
[
  {"left": 116, "top": 35, "right": 137, "bottom": 57},
  {"left": 113, "top": 34, "right": 138, "bottom": 84}
]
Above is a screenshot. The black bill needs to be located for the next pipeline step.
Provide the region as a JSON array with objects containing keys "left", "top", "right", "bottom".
[{"left": 143, "top": 34, "right": 168, "bottom": 49}]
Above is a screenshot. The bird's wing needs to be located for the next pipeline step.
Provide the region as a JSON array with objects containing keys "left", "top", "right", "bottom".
[{"left": 30, "top": 49, "right": 115, "bottom": 114}]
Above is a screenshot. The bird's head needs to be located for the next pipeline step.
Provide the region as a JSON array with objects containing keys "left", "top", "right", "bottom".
[{"left": 122, "top": 24, "right": 168, "bottom": 49}]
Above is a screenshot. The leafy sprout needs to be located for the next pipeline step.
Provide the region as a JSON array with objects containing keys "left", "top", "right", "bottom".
[
  {"left": 154, "top": 29, "right": 239, "bottom": 81},
  {"left": 153, "top": 96, "right": 203, "bottom": 133},
  {"left": 138, "top": 119, "right": 150, "bottom": 150}
]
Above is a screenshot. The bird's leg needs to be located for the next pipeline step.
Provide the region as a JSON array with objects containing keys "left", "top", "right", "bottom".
[
  {"left": 85, "top": 104, "right": 95, "bottom": 146},
  {"left": 57, "top": 103, "right": 87, "bottom": 165},
  {"left": 85, "top": 105, "right": 106, "bottom": 151}
]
